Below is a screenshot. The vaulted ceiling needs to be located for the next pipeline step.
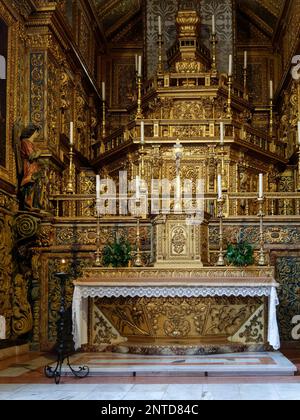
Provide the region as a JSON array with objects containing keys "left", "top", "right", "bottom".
[
  {"left": 93, "top": 0, "right": 286, "bottom": 39},
  {"left": 94, "top": 0, "right": 141, "bottom": 37},
  {"left": 237, "top": 0, "right": 286, "bottom": 37}
]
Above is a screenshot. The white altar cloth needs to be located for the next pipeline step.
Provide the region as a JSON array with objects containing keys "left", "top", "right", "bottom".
[{"left": 72, "top": 282, "right": 281, "bottom": 351}]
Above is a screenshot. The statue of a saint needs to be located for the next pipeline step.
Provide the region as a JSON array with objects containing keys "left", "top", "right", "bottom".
[{"left": 19, "top": 125, "right": 43, "bottom": 212}]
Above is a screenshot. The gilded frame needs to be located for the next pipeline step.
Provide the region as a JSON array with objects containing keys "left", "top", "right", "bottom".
[{"left": 0, "top": 1, "right": 18, "bottom": 186}]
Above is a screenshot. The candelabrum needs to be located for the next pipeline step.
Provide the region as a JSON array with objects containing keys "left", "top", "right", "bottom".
[
  {"left": 94, "top": 199, "right": 102, "bottom": 267},
  {"left": 227, "top": 75, "right": 233, "bottom": 119},
  {"left": 211, "top": 33, "right": 218, "bottom": 75},
  {"left": 66, "top": 143, "right": 75, "bottom": 194},
  {"left": 136, "top": 75, "right": 143, "bottom": 120},
  {"left": 134, "top": 200, "right": 143, "bottom": 267},
  {"left": 44, "top": 272, "right": 89, "bottom": 385},
  {"left": 258, "top": 197, "right": 266, "bottom": 266},
  {"left": 219, "top": 145, "right": 227, "bottom": 192},
  {"left": 157, "top": 33, "right": 164, "bottom": 74},
  {"left": 217, "top": 197, "right": 225, "bottom": 267},
  {"left": 102, "top": 99, "right": 106, "bottom": 139},
  {"left": 174, "top": 142, "right": 183, "bottom": 213},
  {"left": 139, "top": 143, "right": 147, "bottom": 178},
  {"left": 243, "top": 67, "right": 248, "bottom": 99},
  {"left": 269, "top": 99, "right": 274, "bottom": 137}
]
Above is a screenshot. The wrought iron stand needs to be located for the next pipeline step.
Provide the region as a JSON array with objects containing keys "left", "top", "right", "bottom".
[{"left": 44, "top": 272, "right": 89, "bottom": 384}]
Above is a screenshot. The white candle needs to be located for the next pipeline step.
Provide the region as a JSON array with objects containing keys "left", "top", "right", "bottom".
[
  {"left": 298, "top": 121, "right": 300, "bottom": 145},
  {"left": 141, "top": 121, "right": 145, "bottom": 144},
  {"left": 220, "top": 122, "right": 224, "bottom": 145},
  {"left": 138, "top": 55, "right": 142, "bottom": 77},
  {"left": 244, "top": 51, "right": 247, "bottom": 69},
  {"left": 259, "top": 174, "right": 264, "bottom": 198},
  {"left": 102, "top": 82, "right": 106, "bottom": 102},
  {"left": 96, "top": 175, "right": 101, "bottom": 200},
  {"left": 136, "top": 176, "right": 140, "bottom": 200},
  {"left": 158, "top": 16, "right": 162, "bottom": 36},
  {"left": 228, "top": 54, "right": 233, "bottom": 76},
  {"left": 212, "top": 15, "right": 216, "bottom": 35},
  {"left": 270, "top": 80, "right": 273, "bottom": 100},
  {"left": 70, "top": 122, "right": 74, "bottom": 145},
  {"left": 218, "top": 175, "right": 222, "bottom": 200},
  {"left": 135, "top": 54, "right": 138, "bottom": 73}
]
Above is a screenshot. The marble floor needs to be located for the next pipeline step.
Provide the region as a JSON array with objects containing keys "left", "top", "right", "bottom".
[
  {"left": 62, "top": 352, "right": 296, "bottom": 377},
  {"left": 0, "top": 351, "right": 299, "bottom": 400},
  {"left": 1, "top": 383, "right": 300, "bottom": 400}
]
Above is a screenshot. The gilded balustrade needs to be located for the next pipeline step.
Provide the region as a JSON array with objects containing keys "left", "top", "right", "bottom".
[{"left": 50, "top": 192, "right": 300, "bottom": 219}]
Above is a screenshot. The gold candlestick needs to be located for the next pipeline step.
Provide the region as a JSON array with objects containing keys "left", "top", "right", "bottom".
[
  {"left": 66, "top": 143, "right": 75, "bottom": 194},
  {"left": 217, "top": 197, "right": 225, "bottom": 266},
  {"left": 298, "top": 146, "right": 300, "bottom": 191},
  {"left": 134, "top": 200, "right": 143, "bottom": 267},
  {"left": 227, "top": 75, "right": 232, "bottom": 119},
  {"left": 243, "top": 67, "right": 248, "bottom": 99},
  {"left": 102, "top": 99, "right": 106, "bottom": 139},
  {"left": 136, "top": 75, "right": 143, "bottom": 120},
  {"left": 258, "top": 197, "right": 266, "bottom": 266},
  {"left": 269, "top": 99, "right": 273, "bottom": 137},
  {"left": 211, "top": 33, "right": 218, "bottom": 75},
  {"left": 139, "top": 143, "right": 146, "bottom": 178},
  {"left": 220, "top": 145, "right": 227, "bottom": 192},
  {"left": 157, "top": 34, "right": 164, "bottom": 74},
  {"left": 94, "top": 199, "right": 102, "bottom": 267}
]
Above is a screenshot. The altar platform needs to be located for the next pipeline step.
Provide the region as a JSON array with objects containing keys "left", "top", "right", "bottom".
[
  {"left": 62, "top": 352, "right": 297, "bottom": 378},
  {"left": 72, "top": 266, "right": 280, "bottom": 355}
]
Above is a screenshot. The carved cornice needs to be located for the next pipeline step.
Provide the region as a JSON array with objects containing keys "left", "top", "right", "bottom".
[{"left": 77, "top": 266, "right": 276, "bottom": 285}]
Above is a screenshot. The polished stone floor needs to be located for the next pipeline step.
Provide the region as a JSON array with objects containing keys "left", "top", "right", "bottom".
[
  {"left": 1, "top": 383, "right": 300, "bottom": 400},
  {"left": 0, "top": 350, "right": 299, "bottom": 400}
]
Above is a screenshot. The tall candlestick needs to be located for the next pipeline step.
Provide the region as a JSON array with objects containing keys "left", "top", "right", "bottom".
[
  {"left": 270, "top": 80, "right": 273, "bottom": 100},
  {"left": 158, "top": 16, "right": 162, "bottom": 36},
  {"left": 259, "top": 173, "right": 264, "bottom": 199},
  {"left": 141, "top": 121, "right": 145, "bottom": 144},
  {"left": 96, "top": 175, "right": 101, "bottom": 201},
  {"left": 218, "top": 175, "right": 223, "bottom": 200},
  {"left": 136, "top": 176, "right": 140, "bottom": 201},
  {"left": 70, "top": 122, "right": 74, "bottom": 145},
  {"left": 138, "top": 55, "right": 142, "bottom": 78},
  {"left": 102, "top": 82, "right": 106, "bottom": 102},
  {"left": 220, "top": 122, "right": 224, "bottom": 145},
  {"left": 228, "top": 54, "right": 233, "bottom": 76},
  {"left": 212, "top": 15, "right": 216, "bottom": 35},
  {"left": 244, "top": 51, "right": 247, "bottom": 69},
  {"left": 176, "top": 174, "right": 181, "bottom": 196}
]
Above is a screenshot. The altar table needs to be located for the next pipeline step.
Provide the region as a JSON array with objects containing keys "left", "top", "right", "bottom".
[{"left": 72, "top": 267, "right": 280, "bottom": 352}]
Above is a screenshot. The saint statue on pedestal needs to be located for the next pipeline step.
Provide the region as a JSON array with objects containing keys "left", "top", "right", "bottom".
[{"left": 19, "top": 124, "right": 45, "bottom": 212}]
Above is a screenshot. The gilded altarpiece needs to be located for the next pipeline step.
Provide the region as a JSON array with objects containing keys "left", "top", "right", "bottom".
[
  {"left": 146, "top": 0, "right": 233, "bottom": 77},
  {"left": 0, "top": 0, "right": 22, "bottom": 186}
]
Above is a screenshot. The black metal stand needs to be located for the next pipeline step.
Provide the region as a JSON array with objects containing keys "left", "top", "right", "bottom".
[{"left": 44, "top": 272, "right": 89, "bottom": 385}]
